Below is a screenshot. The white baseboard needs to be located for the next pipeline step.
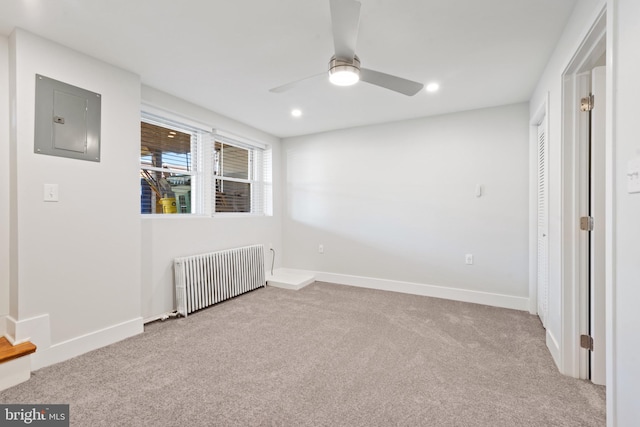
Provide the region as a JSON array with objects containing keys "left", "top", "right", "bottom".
[
  {"left": 313, "top": 271, "right": 530, "bottom": 311},
  {"left": 31, "top": 317, "right": 143, "bottom": 370},
  {"left": 546, "top": 328, "right": 561, "bottom": 370},
  {"left": 5, "top": 314, "right": 51, "bottom": 348},
  {"left": 0, "top": 314, "right": 6, "bottom": 337},
  {"left": 0, "top": 356, "right": 31, "bottom": 392}
]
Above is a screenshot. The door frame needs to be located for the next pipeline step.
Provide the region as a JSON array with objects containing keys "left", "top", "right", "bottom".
[
  {"left": 529, "top": 94, "right": 549, "bottom": 318},
  {"left": 558, "top": 5, "right": 610, "bottom": 381}
]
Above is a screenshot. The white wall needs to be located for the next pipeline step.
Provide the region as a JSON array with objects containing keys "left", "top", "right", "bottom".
[
  {"left": 0, "top": 35, "right": 9, "bottom": 336},
  {"left": 8, "top": 30, "right": 142, "bottom": 369},
  {"left": 611, "top": 0, "right": 640, "bottom": 424},
  {"left": 282, "top": 103, "right": 530, "bottom": 309},
  {"left": 140, "top": 86, "right": 283, "bottom": 321}
]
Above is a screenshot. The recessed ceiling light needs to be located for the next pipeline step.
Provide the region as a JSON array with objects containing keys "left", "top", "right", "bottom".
[
  {"left": 291, "top": 109, "right": 302, "bottom": 117},
  {"left": 426, "top": 82, "right": 440, "bottom": 93}
]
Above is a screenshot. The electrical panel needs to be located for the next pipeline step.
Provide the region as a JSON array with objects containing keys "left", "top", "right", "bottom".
[{"left": 34, "top": 74, "right": 101, "bottom": 162}]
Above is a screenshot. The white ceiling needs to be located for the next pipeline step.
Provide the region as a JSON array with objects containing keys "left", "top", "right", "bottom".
[{"left": 0, "top": 0, "right": 577, "bottom": 138}]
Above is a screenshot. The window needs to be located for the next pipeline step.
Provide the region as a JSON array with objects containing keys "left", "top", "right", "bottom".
[
  {"left": 140, "top": 112, "right": 271, "bottom": 216},
  {"left": 215, "top": 141, "right": 250, "bottom": 212},
  {"left": 140, "top": 117, "right": 200, "bottom": 214},
  {"left": 214, "top": 139, "right": 270, "bottom": 214}
]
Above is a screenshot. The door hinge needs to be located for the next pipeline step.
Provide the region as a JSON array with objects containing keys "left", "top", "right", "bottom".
[
  {"left": 580, "top": 216, "right": 594, "bottom": 231},
  {"left": 580, "top": 94, "right": 594, "bottom": 112},
  {"left": 580, "top": 334, "right": 594, "bottom": 351}
]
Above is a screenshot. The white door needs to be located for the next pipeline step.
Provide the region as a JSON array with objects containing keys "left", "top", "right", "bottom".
[
  {"left": 589, "top": 65, "right": 606, "bottom": 385},
  {"left": 536, "top": 116, "right": 549, "bottom": 327}
]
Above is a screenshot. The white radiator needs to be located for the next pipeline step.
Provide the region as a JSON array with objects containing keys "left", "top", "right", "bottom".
[{"left": 174, "top": 244, "right": 266, "bottom": 317}]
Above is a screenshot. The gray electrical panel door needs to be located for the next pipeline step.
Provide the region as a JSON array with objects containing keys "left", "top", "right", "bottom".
[{"left": 34, "top": 74, "right": 101, "bottom": 162}]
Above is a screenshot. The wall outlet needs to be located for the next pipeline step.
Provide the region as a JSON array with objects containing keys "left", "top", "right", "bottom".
[
  {"left": 318, "top": 244, "right": 324, "bottom": 254},
  {"left": 465, "top": 254, "right": 473, "bottom": 265}
]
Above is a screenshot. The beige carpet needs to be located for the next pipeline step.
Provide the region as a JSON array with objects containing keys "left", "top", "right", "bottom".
[{"left": 0, "top": 282, "right": 605, "bottom": 426}]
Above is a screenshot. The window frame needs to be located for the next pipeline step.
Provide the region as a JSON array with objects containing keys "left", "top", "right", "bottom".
[
  {"left": 140, "top": 107, "right": 271, "bottom": 217},
  {"left": 140, "top": 112, "right": 204, "bottom": 216},
  {"left": 213, "top": 138, "right": 265, "bottom": 215}
]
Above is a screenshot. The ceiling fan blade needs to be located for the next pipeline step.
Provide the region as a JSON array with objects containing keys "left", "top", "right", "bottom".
[
  {"left": 359, "top": 68, "right": 424, "bottom": 96},
  {"left": 330, "top": 0, "right": 361, "bottom": 60},
  {"left": 269, "top": 73, "right": 326, "bottom": 93}
]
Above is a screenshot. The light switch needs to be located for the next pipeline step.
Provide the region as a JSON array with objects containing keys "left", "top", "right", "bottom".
[
  {"left": 44, "top": 184, "right": 59, "bottom": 202},
  {"left": 627, "top": 158, "right": 640, "bottom": 194}
]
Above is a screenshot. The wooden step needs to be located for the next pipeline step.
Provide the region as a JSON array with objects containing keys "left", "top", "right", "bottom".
[{"left": 0, "top": 336, "right": 36, "bottom": 364}]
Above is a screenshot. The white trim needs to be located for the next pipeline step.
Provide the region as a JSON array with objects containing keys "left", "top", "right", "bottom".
[
  {"left": 5, "top": 314, "right": 51, "bottom": 348},
  {"left": 312, "top": 271, "right": 529, "bottom": 311},
  {"left": 30, "top": 317, "right": 143, "bottom": 370},
  {"left": 588, "top": 65, "right": 607, "bottom": 386},
  {"left": 0, "top": 314, "right": 6, "bottom": 337},
  {"left": 213, "top": 129, "right": 267, "bottom": 150},
  {"left": 141, "top": 213, "right": 211, "bottom": 220},
  {"left": 529, "top": 92, "right": 550, "bottom": 316},
  {"left": 211, "top": 212, "right": 270, "bottom": 219},
  {"left": 605, "top": 3, "right": 616, "bottom": 425},
  {"left": 558, "top": 3, "right": 608, "bottom": 380},
  {"left": 546, "top": 328, "right": 562, "bottom": 368},
  {"left": 560, "top": 73, "right": 582, "bottom": 379},
  {"left": 562, "top": 11, "right": 607, "bottom": 76},
  {"left": 215, "top": 175, "right": 254, "bottom": 185},
  {"left": 139, "top": 104, "right": 270, "bottom": 150},
  {"left": 576, "top": 70, "right": 592, "bottom": 382},
  {"left": 141, "top": 103, "right": 212, "bottom": 132},
  {"left": 530, "top": 94, "right": 549, "bottom": 125},
  {"left": 0, "top": 355, "right": 31, "bottom": 392}
]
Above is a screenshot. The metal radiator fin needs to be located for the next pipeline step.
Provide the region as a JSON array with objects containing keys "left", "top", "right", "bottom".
[{"left": 174, "top": 245, "right": 265, "bottom": 317}]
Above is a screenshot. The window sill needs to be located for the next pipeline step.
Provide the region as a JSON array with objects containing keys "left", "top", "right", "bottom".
[
  {"left": 141, "top": 213, "right": 271, "bottom": 219},
  {"left": 141, "top": 214, "right": 210, "bottom": 220}
]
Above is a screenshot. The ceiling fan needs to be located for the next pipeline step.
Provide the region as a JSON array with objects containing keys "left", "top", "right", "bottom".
[{"left": 269, "top": 0, "right": 424, "bottom": 96}]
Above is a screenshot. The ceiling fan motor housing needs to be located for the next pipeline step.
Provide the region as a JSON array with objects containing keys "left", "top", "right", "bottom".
[{"left": 328, "top": 55, "right": 361, "bottom": 85}]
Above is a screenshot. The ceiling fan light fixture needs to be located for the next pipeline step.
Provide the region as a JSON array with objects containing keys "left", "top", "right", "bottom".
[
  {"left": 269, "top": 1, "right": 424, "bottom": 96},
  {"left": 329, "top": 68, "right": 360, "bottom": 86},
  {"left": 329, "top": 56, "right": 361, "bottom": 86}
]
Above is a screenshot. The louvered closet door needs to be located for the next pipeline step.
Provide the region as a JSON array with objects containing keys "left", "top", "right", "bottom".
[{"left": 537, "top": 116, "right": 549, "bottom": 327}]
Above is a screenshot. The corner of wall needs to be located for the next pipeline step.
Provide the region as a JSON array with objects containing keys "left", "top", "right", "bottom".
[
  {"left": 0, "top": 315, "right": 6, "bottom": 338},
  {"left": 0, "top": 32, "right": 10, "bottom": 330},
  {"left": 9, "top": 29, "right": 143, "bottom": 369}
]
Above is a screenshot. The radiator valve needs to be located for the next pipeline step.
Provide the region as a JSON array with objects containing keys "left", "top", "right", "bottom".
[{"left": 160, "top": 311, "right": 179, "bottom": 321}]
